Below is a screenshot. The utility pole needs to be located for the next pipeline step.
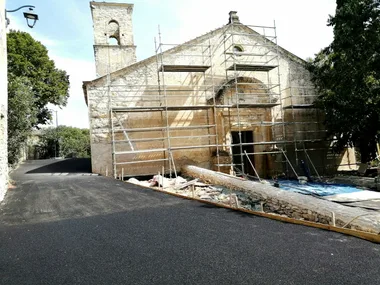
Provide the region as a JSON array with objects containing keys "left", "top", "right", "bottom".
[{"left": 54, "top": 110, "right": 58, "bottom": 158}]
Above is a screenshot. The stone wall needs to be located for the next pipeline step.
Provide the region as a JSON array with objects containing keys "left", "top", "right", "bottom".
[
  {"left": 0, "top": 0, "right": 8, "bottom": 201},
  {"left": 90, "top": 2, "right": 136, "bottom": 77},
  {"left": 85, "top": 16, "right": 335, "bottom": 178}
]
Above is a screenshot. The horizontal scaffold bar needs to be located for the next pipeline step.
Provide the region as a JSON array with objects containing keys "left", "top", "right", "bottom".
[
  {"left": 281, "top": 86, "right": 315, "bottom": 91},
  {"left": 228, "top": 57, "right": 279, "bottom": 63},
  {"left": 115, "top": 144, "right": 220, "bottom": 155},
  {"left": 292, "top": 137, "right": 331, "bottom": 142},
  {"left": 111, "top": 103, "right": 284, "bottom": 112},
  {"left": 224, "top": 32, "right": 276, "bottom": 38},
  {"left": 111, "top": 105, "right": 213, "bottom": 112},
  {"left": 94, "top": 84, "right": 217, "bottom": 88},
  {"left": 232, "top": 151, "right": 283, "bottom": 155},
  {"left": 234, "top": 92, "right": 280, "bottom": 96},
  {"left": 224, "top": 43, "right": 274, "bottom": 51},
  {"left": 284, "top": 121, "right": 321, "bottom": 125},
  {"left": 227, "top": 64, "right": 277, "bottom": 72},
  {"left": 223, "top": 42, "right": 278, "bottom": 49},
  {"left": 106, "top": 88, "right": 214, "bottom": 92},
  {"left": 225, "top": 52, "right": 276, "bottom": 57},
  {"left": 112, "top": 134, "right": 217, "bottom": 144},
  {"left": 228, "top": 23, "right": 276, "bottom": 29},
  {"left": 235, "top": 83, "right": 280, "bottom": 88},
  {"left": 171, "top": 134, "right": 217, "bottom": 139},
  {"left": 295, "top": 130, "right": 327, "bottom": 133},
  {"left": 294, "top": 148, "right": 327, "bottom": 152},
  {"left": 115, "top": 158, "right": 168, "bottom": 165},
  {"left": 282, "top": 104, "right": 315, "bottom": 109},
  {"left": 159, "top": 65, "right": 210, "bottom": 72},
  {"left": 115, "top": 141, "right": 293, "bottom": 156},
  {"left": 282, "top": 94, "right": 318, "bottom": 100},
  {"left": 115, "top": 148, "right": 166, "bottom": 154},
  {"left": 115, "top": 124, "right": 216, "bottom": 132},
  {"left": 215, "top": 103, "right": 280, "bottom": 108},
  {"left": 94, "top": 83, "right": 280, "bottom": 91},
  {"left": 113, "top": 137, "right": 165, "bottom": 143}
]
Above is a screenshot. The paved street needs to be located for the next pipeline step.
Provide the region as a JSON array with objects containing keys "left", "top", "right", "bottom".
[{"left": 1, "top": 159, "right": 380, "bottom": 285}]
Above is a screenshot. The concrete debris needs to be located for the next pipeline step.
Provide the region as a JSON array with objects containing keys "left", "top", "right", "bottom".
[
  {"left": 126, "top": 168, "right": 380, "bottom": 235},
  {"left": 174, "top": 179, "right": 198, "bottom": 190},
  {"left": 126, "top": 175, "right": 262, "bottom": 210},
  {"left": 127, "top": 178, "right": 156, "bottom": 187},
  {"left": 152, "top": 175, "right": 172, "bottom": 188},
  {"left": 174, "top": 176, "right": 187, "bottom": 185},
  {"left": 182, "top": 165, "right": 380, "bottom": 234}
]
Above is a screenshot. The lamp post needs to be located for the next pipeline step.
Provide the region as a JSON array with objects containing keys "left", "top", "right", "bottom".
[{"left": 5, "top": 5, "right": 39, "bottom": 28}]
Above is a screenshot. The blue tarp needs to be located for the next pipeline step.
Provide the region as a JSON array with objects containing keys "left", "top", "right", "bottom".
[{"left": 278, "top": 180, "right": 361, "bottom": 197}]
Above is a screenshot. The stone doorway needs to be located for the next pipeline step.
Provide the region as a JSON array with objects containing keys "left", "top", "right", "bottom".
[{"left": 231, "top": 131, "right": 255, "bottom": 176}]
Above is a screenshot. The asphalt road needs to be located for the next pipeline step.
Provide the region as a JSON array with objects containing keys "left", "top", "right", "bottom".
[{"left": 1, "top": 159, "right": 380, "bottom": 285}]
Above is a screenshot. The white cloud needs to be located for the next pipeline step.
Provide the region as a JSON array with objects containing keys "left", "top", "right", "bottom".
[{"left": 46, "top": 55, "right": 95, "bottom": 129}]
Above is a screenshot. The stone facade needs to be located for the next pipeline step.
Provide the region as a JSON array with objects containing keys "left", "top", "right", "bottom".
[
  {"left": 0, "top": 0, "right": 8, "bottom": 201},
  {"left": 84, "top": 3, "right": 354, "bottom": 179}
]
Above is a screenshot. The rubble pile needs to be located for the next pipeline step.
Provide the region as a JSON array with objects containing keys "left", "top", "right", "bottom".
[{"left": 127, "top": 175, "right": 262, "bottom": 210}]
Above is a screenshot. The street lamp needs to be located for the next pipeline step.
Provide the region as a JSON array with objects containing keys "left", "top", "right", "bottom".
[{"left": 5, "top": 5, "right": 39, "bottom": 28}]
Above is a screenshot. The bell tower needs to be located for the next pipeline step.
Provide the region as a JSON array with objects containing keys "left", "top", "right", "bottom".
[{"left": 90, "top": 2, "right": 137, "bottom": 77}]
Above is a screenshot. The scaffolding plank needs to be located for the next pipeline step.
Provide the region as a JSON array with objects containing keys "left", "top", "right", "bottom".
[
  {"left": 159, "top": 65, "right": 210, "bottom": 72},
  {"left": 116, "top": 144, "right": 220, "bottom": 155},
  {"left": 112, "top": 105, "right": 212, "bottom": 112},
  {"left": 115, "top": 124, "right": 216, "bottom": 133},
  {"left": 225, "top": 52, "right": 274, "bottom": 57},
  {"left": 283, "top": 104, "right": 315, "bottom": 109},
  {"left": 227, "top": 64, "right": 277, "bottom": 72},
  {"left": 112, "top": 107, "right": 164, "bottom": 112},
  {"left": 113, "top": 104, "right": 280, "bottom": 111},
  {"left": 216, "top": 103, "right": 280, "bottom": 108},
  {"left": 115, "top": 148, "right": 167, "bottom": 155},
  {"left": 115, "top": 158, "right": 168, "bottom": 165},
  {"left": 113, "top": 137, "right": 165, "bottom": 143}
]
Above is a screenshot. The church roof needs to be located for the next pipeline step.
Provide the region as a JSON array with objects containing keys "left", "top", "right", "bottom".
[{"left": 83, "top": 18, "right": 306, "bottom": 104}]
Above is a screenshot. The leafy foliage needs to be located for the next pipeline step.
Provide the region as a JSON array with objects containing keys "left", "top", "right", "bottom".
[
  {"left": 308, "top": 0, "right": 380, "bottom": 162},
  {"left": 8, "top": 77, "right": 38, "bottom": 165},
  {"left": 37, "top": 126, "right": 91, "bottom": 159},
  {"left": 7, "top": 30, "right": 70, "bottom": 125}
]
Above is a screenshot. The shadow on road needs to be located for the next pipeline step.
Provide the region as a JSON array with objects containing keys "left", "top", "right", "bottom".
[{"left": 26, "top": 158, "right": 92, "bottom": 174}]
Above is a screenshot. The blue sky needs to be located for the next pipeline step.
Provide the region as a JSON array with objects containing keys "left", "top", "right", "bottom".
[{"left": 6, "top": 0, "right": 336, "bottom": 128}]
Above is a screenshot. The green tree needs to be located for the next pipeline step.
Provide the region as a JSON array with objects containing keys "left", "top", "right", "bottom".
[
  {"left": 7, "top": 30, "right": 70, "bottom": 125},
  {"left": 8, "top": 77, "right": 38, "bottom": 165},
  {"left": 308, "top": 0, "right": 380, "bottom": 163},
  {"left": 37, "top": 126, "right": 91, "bottom": 159}
]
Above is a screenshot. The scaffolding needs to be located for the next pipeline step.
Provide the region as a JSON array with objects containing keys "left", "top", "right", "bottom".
[
  {"left": 219, "top": 21, "right": 287, "bottom": 178},
  {"left": 281, "top": 64, "right": 342, "bottom": 177},
  {"left": 104, "top": 20, "right": 330, "bottom": 179},
  {"left": 107, "top": 26, "right": 218, "bottom": 178}
]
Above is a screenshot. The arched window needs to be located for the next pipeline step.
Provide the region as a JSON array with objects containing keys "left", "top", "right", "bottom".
[
  {"left": 108, "top": 36, "right": 119, "bottom": 45},
  {"left": 233, "top": 45, "right": 244, "bottom": 56},
  {"left": 107, "top": 20, "right": 120, "bottom": 45}
]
